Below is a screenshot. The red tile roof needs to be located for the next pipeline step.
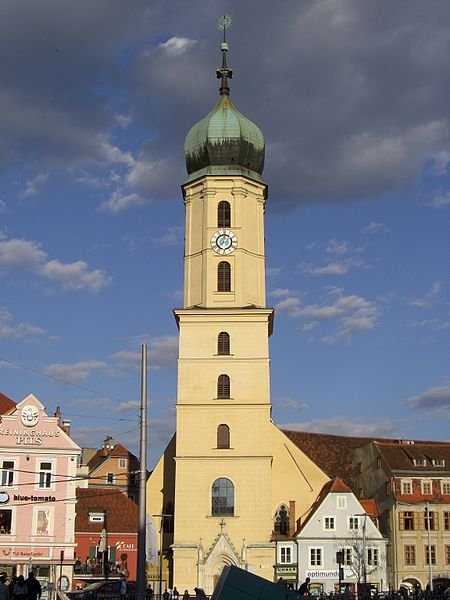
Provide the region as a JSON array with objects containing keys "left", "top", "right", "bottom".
[
  {"left": 375, "top": 440, "right": 450, "bottom": 472},
  {"left": 0, "top": 392, "right": 16, "bottom": 414},
  {"left": 87, "top": 443, "right": 139, "bottom": 473},
  {"left": 360, "top": 498, "right": 379, "bottom": 518},
  {"left": 75, "top": 488, "right": 138, "bottom": 533},
  {"left": 282, "top": 430, "right": 378, "bottom": 488}
]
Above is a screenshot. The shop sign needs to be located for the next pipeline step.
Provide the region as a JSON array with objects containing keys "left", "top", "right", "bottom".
[
  {"left": 0, "top": 427, "right": 60, "bottom": 447},
  {"left": 115, "top": 541, "right": 136, "bottom": 552},
  {"left": 0, "top": 548, "right": 49, "bottom": 558},
  {"left": 306, "top": 569, "right": 355, "bottom": 580},
  {"left": 13, "top": 494, "right": 57, "bottom": 503}
]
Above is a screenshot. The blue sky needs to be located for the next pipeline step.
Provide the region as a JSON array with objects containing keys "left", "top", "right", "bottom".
[{"left": 0, "top": 1, "right": 449, "bottom": 468}]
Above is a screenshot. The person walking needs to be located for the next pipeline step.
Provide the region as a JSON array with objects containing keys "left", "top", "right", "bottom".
[
  {"left": 298, "top": 577, "right": 311, "bottom": 596},
  {"left": 172, "top": 588, "right": 179, "bottom": 600},
  {"left": 182, "top": 591, "right": 190, "bottom": 600},
  {"left": 13, "top": 577, "right": 27, "bottom": 600},
  {"left": 25, "top": 573, "right": 41, "bottom": 600},
  {"left": 0, "top": 575, "right": 9, "bottom": 600},
  {"left": 119, "top": 576, "right": 127, "bottom": 599}
]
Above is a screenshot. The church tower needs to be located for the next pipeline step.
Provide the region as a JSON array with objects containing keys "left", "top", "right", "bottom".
[
  {"left": 172, "top": 22, "right": 275, "bottom": 590},
  {"left": 146, "top": 20, "right": 329, "bottom": 595}
]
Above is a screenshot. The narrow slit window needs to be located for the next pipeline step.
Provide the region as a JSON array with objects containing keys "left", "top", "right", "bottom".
[
  {"left": 217, "top": 424, "right": 230, "bottom": 449},
  {"left": 217, "top": 374, "right": 230, "bottom": 399},
  {"left": 217, "top": 262, "right": 231, "bottom": 292},
  {"left": 218, "top": 332, "right": 230, "bottom": 355},
  {"left": 218, "top": 201, "right": 231, "bottom": 227}
]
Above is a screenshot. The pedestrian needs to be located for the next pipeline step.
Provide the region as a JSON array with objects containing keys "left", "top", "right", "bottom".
[
  {"left": 0, "top": 576, "right": 9, "bottom": 600},
  {"left": 194, "top": 589, "right": 206, "bottom": 599},
  {"left": 8, "top": 577, "right": 16, "bottom": 600},
  {"left": 146, "top": 584, "right": 154, "bottom": 599},
  {"left": 172, "top": 588, "right": 179, "bottom": 600},
  {"left": 119, "top": 576, "right": 127, "bottom": 598},
  {"left": 162, "top": 591, "right": 170, "bottom": 600},
  {"left": 182, "top": 591, "right": 190, "bottom": 600},
  {"left": 298, "top": 577, "right": 310, "bottom": 596},
  {"left": 13, "top": 577, "right": 27, "bottom": 600},
  {"left": 25, "top": 573, "right": 41, "bottom": 600}
]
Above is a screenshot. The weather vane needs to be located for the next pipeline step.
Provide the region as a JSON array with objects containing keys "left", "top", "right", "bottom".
[{"left": 218, "top": 14, "right": 232, "bottom": 32}]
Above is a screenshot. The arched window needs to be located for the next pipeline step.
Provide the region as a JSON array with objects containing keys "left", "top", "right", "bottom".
[
  {"left": 218, "top": 201, "right": 231, "bottom": 228},
  {"left": 217, "top": 261, "right": 231, "bottom": 292},
  {"left": 217, "top": 424, "right": 230, "bottom": 449},
  {"left": 212, "top": 477, "right": 234, "bottom": 516},
  {"left": 218, "top": 332, "right": 230, "bottom": 355},
  {"left": 274, "top": 504, "right": 290, "bottom": 535},
  {"left": 217, "top": 374, "right": 230, "bottom": 399}
]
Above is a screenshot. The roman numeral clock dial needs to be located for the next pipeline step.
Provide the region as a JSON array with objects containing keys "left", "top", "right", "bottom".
[{"left": 210, "top": 229, "right": 238, "bottom": 255}]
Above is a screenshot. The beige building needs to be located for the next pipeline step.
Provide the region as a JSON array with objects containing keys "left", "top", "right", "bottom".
[
  {"left": 146, "top": 35, "right": 329, "bottom": 594},
  {"left": 354, "top": 440, "right": 450, "bottom": 592}
]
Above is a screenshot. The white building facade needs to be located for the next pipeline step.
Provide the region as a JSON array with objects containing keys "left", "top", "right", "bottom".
[{"left": 295, "top": 479, "right": 388, "bottom": 594}]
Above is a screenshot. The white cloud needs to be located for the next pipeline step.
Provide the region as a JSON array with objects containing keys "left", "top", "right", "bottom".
[
  {"left": 98, "top": 191, "right": 145, "bottom": 214},
  {"left": 274, "top": 397, "right": 309, "bottom": 411},
  {"left": 407, "top": 382, "right": 450, "bottom": 409},
  {"left": 112, "top": 335, "right": 178, "bottom": 372},
  {"left": 0, "top": 237, "right": 47, "bottom": 269},
  {"left": 302, "top": 261, "right": 350, "bottom": 276},
  {"left": 266, "top": 266, "right": 282, "bottom": 278},
  {"left": 114, "top": 400, "right": 140, "bottom": 413},
  {"left": 43, "top": 360, "right": 107, "bottom": 383},
  {"left": 326, "top": 239, "right": 350, "bottom": 255},
  {"left": 0, "top": 306, "right": 45, "bottom": 340},
  {"left": 153, "top": 226, "right": 184, "bottom": 247},
  {"left": 159, "top": 37, "right": 197, "bottom": 57},
  {"left": 20, "top": 172, "right": 48, "bottom": 199},
  {"left": 409, "top": 281, "right": 441, "bottom": 308},
  {"left": 428, "top": 191, "right": 450, "bottom": 209},
  {"left": 269, "top": 288, "right": 291, "bottom": 298},
  {"left": 275, "top": 292, "right": 379, "bottom": 341},
  {"left": 0, "top": 200, "right": 6, "bottom": 213},
  {"left": 281, "top": 416, "right": 400, "bottom": 438},
  {"left": 39, "top": 259, "right": 112, "bottom": 293},
  {"left": 363, "top": 222, "right": 387, "bottom": 234}
]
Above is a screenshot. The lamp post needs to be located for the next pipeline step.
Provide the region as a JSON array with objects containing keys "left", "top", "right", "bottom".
[
  {"left": 354, "top": 513, "right": 369, "bottom": 596},
  {"left": 425, "top": 502, "right": 433, "bottom": 592},
  {"left": 153, "top": 513, "right": 172, "bottom": 600}
]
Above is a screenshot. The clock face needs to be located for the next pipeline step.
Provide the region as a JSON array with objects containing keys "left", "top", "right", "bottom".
[{"left": 211, "top": 230, "right": 238, "bottom": 255}]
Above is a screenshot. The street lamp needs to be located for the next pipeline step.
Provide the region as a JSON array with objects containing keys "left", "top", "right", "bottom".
[{"left": 153, "top": 513, "right": 172, "bottom": 600}]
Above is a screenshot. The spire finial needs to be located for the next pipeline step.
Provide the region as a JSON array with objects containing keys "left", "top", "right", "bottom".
[{"left": 216, "top": 15, "right": 233, "bottom": 96}]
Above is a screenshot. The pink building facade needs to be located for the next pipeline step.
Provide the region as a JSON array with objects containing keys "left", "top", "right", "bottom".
[{"left": 0, "top": 393, "right": 81, "bottom": 595}]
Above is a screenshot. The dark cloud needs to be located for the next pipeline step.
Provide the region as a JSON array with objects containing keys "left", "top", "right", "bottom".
[{"left": 1, "top": 0, "right": 449, "bottom": 208}]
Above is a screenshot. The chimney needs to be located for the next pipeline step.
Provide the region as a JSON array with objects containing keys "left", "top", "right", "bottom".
[
  {"left": 62, "top": 419, "right": 71, "bottom": 436},
  {"left": 289, "top": 500, "right": 296, "bottom": 537},
  {"left": 54, "top": 406, "right": 62, "bottom": 426}
]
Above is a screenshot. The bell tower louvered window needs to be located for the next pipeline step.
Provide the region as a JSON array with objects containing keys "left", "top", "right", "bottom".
[
  {"left": 274, "top": 504, "right": 290, "bottom": 535},
  {"left": 217, "top": 261, "right": 231, "bottom": 292},
  {"left": 217, "top": 424, "right": 230, "bottom": 449},
  {"left": 218, "top": 201, "right": 231, "bottom": 227},
  {"left": 217, "top": 374, "right": 230, "bottom": 399},
  {"left": 218, "top": 332, "right": 230, "bottom": 355}
]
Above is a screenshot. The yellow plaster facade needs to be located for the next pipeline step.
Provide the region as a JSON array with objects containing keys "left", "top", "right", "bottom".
[{"left": 146, "top": 68, "right": 329, "bottom": 596}]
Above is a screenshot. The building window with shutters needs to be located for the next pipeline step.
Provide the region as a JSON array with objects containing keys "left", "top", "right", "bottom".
[
  {"left": 217, "top": 374, "right": 230, "bottom": 399},
  {"left": 38, "top": 462, "right": 52, "bottom": 489},
  {"left": 218, "top": 201, "right": 231, "bottom": 227},
  {"left": 424, "top": 509, "right": 437, "bottom": 531},
  {"left": 217, "top": 261, "right": 231, "bottom": 292},
  {"left": 399, "top": 511, "right": 415, "bottom": 530},
  {"left": 404, "top": 545, "right": 416, "bottom": 565},
  {"left": 217, "top": 424, "right": 230, "bottom": 449},
  {"left": 445, "top": 545, "right": 450, "bottom": 565},
  {"left": 444, "top": 511, "right": 450, "bottom": 530},
  {"left": 212, "top": 478, "right": 234, "bottom": 516},
  {"left": 217, "top": 332, "right": 230, "bottom": 355},
  {"left": 425, "top": 545, "right": 436, "bottom": 565},
  {"left": 1, "top": 461, "right": 14, "bottom": 487},
  {"left": 274, "top": 505, "right": 290, "bottom": 535}
]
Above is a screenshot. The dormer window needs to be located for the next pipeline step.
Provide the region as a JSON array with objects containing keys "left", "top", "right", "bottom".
[
  {"left": 89, "top": 512, "right": 105, "bottom": 523},
  {"left": 431, "top": 459, "right": 445, "bottom": 467},
  {"left": 413, "top": 458, "right": 426, "bottom": 467}
]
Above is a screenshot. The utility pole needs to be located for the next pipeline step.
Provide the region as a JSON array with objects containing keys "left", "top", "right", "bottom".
[
  {"left": 137, "top": 344, "right": 148, "bottom": 600},
  {"left": 425, "top": 502, "right": 433, "bottom": 592}
]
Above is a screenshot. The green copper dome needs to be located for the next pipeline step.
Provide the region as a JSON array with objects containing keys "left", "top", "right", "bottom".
[{"left": 184, "top": 28, "right": 265, "bottom": 183}]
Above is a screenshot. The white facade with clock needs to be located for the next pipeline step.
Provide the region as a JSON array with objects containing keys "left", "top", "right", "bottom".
[{"left": 146, "top": 29, "right": 329, "bottom": 595}]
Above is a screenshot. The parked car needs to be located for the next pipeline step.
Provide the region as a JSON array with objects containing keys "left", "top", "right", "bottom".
[{"left": 67, "top": 580, "right": 136, "bottom": 600}]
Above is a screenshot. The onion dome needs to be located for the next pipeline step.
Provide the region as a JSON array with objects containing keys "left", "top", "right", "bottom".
[{"left": 184, "top": 18, "right": 265, "bottom": 183}]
